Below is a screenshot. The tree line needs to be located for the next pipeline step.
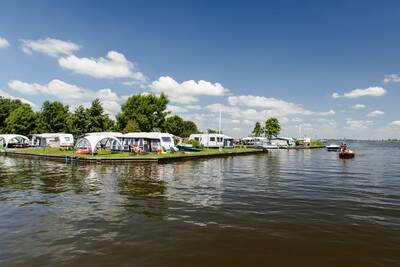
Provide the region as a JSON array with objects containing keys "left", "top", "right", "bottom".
[
  {"left": 0, "top": 93, "right": 199, "bottom": 138},
  {"left": 252, "top": 117, "right": 281, "bottom": 140}
]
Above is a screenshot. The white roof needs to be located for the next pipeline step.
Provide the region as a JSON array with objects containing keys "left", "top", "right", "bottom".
[
  {"left": 76, "top": 134, "right": 123, "bottom": 153},
  {"left": 32, "top": 133, "right": 73, "bottom": 138},
  {"left": 190, "top": 133, "right": 234, "bottom": 139},
  {"left": 123, "top": 132, "right": 172, "bottom": 139},
  {"left": 0, "top": 134, "right": 29, "bottom": 146},
  {"left": 85, "top": 132, "right": 124, "bottom": 137},
  {"left": 271, "top": 137, "right": 294, "bottom": 141}
]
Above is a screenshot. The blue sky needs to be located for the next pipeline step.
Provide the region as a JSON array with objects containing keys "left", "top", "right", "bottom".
[{"left": 1, "top": 0, "right": 399, "bottom": 139}]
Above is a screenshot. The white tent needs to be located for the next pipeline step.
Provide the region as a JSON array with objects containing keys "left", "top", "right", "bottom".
[
  {"left": 75, "top": 134, "right": 123, "bottom": 153},
  {"left": 0, "top": 134, "right": 30, "bottom": 148}
]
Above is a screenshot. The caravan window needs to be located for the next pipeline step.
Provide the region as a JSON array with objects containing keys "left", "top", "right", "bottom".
[
  {"left": 65, "top": 137, "right": 70, "bottom": 141},
  {"left": 217, "top": 137, "right": 223, "bottom": 142},
  {"left": 162, "top": 137, "right": 171, "bottom": 143},
  {"left": 210, "top": 137, "right": 215, "bottom": 141}
]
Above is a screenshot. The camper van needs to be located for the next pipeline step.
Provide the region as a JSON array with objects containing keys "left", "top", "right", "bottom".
[{"left": 189, "top": 133, "right": 234, "bottom": 148}]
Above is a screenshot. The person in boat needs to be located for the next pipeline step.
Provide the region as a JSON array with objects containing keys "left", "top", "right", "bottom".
[{"left": 340, "top": 143, "right": 349, "bottom": 153}]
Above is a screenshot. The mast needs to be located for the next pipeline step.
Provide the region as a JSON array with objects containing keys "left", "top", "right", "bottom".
[{"left": 219, "top": 108, "right": 222, "bottom": 134}]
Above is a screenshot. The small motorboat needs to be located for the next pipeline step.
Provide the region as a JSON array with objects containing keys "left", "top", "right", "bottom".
[
  {"left": 339, "top": 144, "right": 355, "bottom": 159},
  {"left": 176, "top": 144, "right": 201, "bottom": 152},
  {"left": 326, "top": 144, "right": 341, "bottom": 151},
  {"left": 339, "top": 150, "right": 355, "bottom": 159},
  {"left": 254, "top": 141, "right": 278, "bottom": 149}
]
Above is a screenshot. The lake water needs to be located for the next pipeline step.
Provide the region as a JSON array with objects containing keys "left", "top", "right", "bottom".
[{"left": 0, "top": 142, "right": 399, "bottom": 266}]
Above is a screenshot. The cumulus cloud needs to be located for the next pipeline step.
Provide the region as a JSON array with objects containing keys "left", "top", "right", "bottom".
[
  {"left": 150, "top": 76, "right": 228, "bottom": 104},
  {"left": 367, "top": 110, "right": 384, "bottom": 117},
  {"left": 0, "top": 37, "right": 10, "bottom": 48},
  {"left": 345, "top": 118, "right": 374, "bottom": 130},
  {"left": 227, "top": 95, "right": 335, "bottom": 116},
  {"left": 384, "top": 74, "right": 400, "bottom": 83},
  {"left": 0, "top": 88, "right": 36, "bottom": 107},
  {"left": 58, "top": 50, "right": 146, "bottom": 81},
  {"left": 352, "top": 104, "right": 366, "bottom": 110},
  {"left": 166, "top": 105, "right": 188, "bottom": 113},
  {"left": 314, "top": 118, "right": 338, "bottom": 129},
  {"left": 21, "top": 38, "right": 80, "bottom": 57},
  {"left": 389, "top": 120, "right": 400, "bottom": 128},
  {"left": 332, "top": 86, "right": 386, "bottom": 98},
  {"left": 8, "top": 79, "right": 120, "bottom": 114}
]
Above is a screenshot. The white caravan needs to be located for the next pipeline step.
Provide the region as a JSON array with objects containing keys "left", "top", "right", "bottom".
[{"left": 189, "top": 133, "right": 234, "bottom": 148}]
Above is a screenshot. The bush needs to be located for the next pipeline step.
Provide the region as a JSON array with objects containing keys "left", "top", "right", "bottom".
[
  {"left": 310, "top": 139, "right": 322, "bottom": 147},
  {"left": 187, "top": 139, "right": 200, "bottom": 147},
  {"left": 187, "top": 139, "right": 205, "bottom": 149}
]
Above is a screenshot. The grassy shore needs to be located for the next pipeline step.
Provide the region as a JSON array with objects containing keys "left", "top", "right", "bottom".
[{"left": 11, "top": 147, "right": 261, "bottom": 159}]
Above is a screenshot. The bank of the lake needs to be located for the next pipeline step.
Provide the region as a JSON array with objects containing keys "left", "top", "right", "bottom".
[{"left": 1, "top": 147, "right": 266, "bottom": 163}]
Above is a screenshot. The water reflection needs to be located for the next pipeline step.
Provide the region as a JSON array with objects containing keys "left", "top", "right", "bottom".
[{"left": 158, "top": 160, "right": 224, "bottom": 207}]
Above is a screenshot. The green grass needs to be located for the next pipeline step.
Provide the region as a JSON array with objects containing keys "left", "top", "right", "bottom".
[
  {"left": 310, "top": 140, "right": 323, "bottom": 147},
  {"left": 11, "top": 147, "right": 261, "bottom": 159}
]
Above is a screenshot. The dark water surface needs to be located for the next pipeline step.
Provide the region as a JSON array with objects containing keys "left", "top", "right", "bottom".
[{"left": 1, "top": 142, "right": 399, "bottom": 267}]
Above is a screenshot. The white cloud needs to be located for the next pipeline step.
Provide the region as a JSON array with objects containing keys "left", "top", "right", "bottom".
[
  {"left": 8, "top": 79, "right": 120, "bottom": 115},
  {"left": 122, "top": 80, "right": 147, "bottom": 88},
  {"left": 332, "top": 86, "right": 386, "bottom": 98},
  {"left": 389, "top": 120, "right": 400, "bottom": 128},
  {"left": 0, "top": 88, "right": 36, "bottom": 107},
  {"left": 150, "top": 76, "right": 228, "bottom": 104},
  {"left": 384, "top": 74, "right": 400, "bottom": 83},
  {"left": 8, "top": 80, "right": 48, "bottom": 95},
  {"left": 227, "top": 95, "right": 335, "bottom": 116},
  {"left": 59, "top": 50, "right": 146, "bottom": 81},
  {"left": 21, "top": 38, "right": 80, "bottom": 57},
  {"left": 186, "top": 105, "right": 202, "bottom": 110},
  {"left": 352, "top": 104, "right": 366, "bottom": 110},
  {"left": 367, "top": 110, "right": 384, "bottom": 117},
  {"left": 345, "top": 118, "right": 374, "bottom": 130},
  {"left": 0, "top": 37, "right": 10, "bottom": 48},
  {"left": 314, "top": 118, "right": 338, "bottom": 129},
  {"left": 167, "top": 105, "right": 188, "bottom": 113},
  {"left": 291, "top": 117, "right": 303, "bottom": 123}
]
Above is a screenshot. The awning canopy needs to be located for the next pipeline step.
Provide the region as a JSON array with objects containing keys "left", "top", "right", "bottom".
[
  {"left": 75, "top": 134, "right": 123, "bottom": 153},
  {"left": 0, "top": 134, "right": 30, "bottom": 148}
]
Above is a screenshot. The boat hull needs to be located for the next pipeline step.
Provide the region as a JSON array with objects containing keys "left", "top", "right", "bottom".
[
  {"left": 327, "top": 147, "right": 340, "bottom": 151},
  {"left": 339, "top": 152, "right": 355, "bottom": 159},
  {"left": 177, "top": 145, "right": 201, "bottom": 152}
]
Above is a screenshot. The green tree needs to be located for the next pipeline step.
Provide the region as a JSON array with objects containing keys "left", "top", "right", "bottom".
[
  {"left": 37, "top": 101, "right": 72, "bottom": 133},
  {"left": 5, "top": 104, "right": 37, "bottom": 135},
  {"left": 164, "top": 115, "right": 185, "bottom": 136},
  {"left": 117, "top": 93, "right": 169, "bottom": 132},
  {"left": 264, "top": 117, "right": 281, "bottom": 140},
  {"left": 71, "top": 105, "right": 89, "bottom": 136},
  {"left": 0, "top": 97, "right": 25, "bottom": 133},
  {"left": 87, "top": 99, "right": 114, "bottom": 132},
  {"left": 123, "top": 120, "right": 141, "bottom": 133},
  {"left": 252, "top": 121, "right": 263, "bottom": 137},
  {"left": 207, "top": 129, "right": 219, "bottom": 134},
  {"left": 163, "top": 115, "right": 198, "bottom": 137},
  {"left": 182, "top": 120, "right": 198, "bottom": 137}
]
